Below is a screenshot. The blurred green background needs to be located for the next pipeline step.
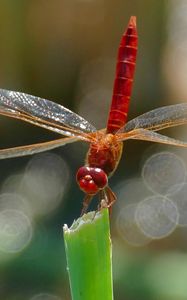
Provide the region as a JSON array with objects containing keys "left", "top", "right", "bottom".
[{"left": 1, "top": 0, "right": 187, "bottom": 299}]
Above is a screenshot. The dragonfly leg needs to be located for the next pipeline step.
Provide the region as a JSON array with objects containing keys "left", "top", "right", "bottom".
[
  {"left": 97, "top": 187, "right": 116, "bottom": 215},
  {"left": 92, "top": 190, "right": 107, "bottom": 218},
  {"left": 105, "top": 186, "right": 117, "bottom": 215},
  {"left": 81, "top": 194, "right": 93, "bottom": 216},
  {"left": 99, "top": 189, "right": 108, "bottom": 210}
]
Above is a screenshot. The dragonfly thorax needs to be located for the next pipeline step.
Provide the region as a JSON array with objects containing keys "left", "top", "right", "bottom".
[
  {"left": 76, "top": 166, "right": 108, "bottom": 195},
  {"left": 86, "top": 132, "right": 123, "bottom": 176}
]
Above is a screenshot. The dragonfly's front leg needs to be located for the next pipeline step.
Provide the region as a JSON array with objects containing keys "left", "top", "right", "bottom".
[
  {"left": 99, "top": 187, "right": 117, "bottom": 215},
  {"left": 105, "top": 186, "right": 117, "bottom": 215},
  {"left": 80, "top": 194, "right": 93, "bottom": 216}
]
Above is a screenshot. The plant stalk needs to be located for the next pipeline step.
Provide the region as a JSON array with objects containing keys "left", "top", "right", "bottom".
[{"left": 63, "top": 208, "right": 113, "bottom": 300}]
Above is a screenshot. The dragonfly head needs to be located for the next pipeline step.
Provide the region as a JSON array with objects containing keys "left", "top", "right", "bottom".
[{"left": 76, "top": 166, "right": 108, "bottom": 195}]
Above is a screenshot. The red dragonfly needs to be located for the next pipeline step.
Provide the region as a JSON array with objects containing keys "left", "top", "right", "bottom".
[{"left": 0, "top": 16, "right": 187, "bottom": 214}]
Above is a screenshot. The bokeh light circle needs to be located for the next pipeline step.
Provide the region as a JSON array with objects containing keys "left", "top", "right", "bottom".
[
  {"left": 116, "top": 204, "right": 151, "bottom": 246},
  {"left": 135, "top": 196, "right": 179, "bottom": 239},
  {"left": 22, "top": 152, "right": 70, "bottom": 216},
  {"left": 30, "top": 293, "right": 62, "bottom": 300},
  {"left": 168, "top": 182, "right": 187, "bottom": 226},
  {"left": 0, "top": 209, "right": 33, "bottom": 253},
  {"left": 115, "top": 177, "right": 152, "bottom": 206},
  {"left": 142, "top": 152, "right": 186, "bottom": 195},
  {"left": 77, "top": 57, "right": 114, "bottom": 129},
  {"left": 0, "top": 192, "right": 31, "bottom": 216},
  {"left": 1, "top": 173, "right": 24, "bottom": 194}
]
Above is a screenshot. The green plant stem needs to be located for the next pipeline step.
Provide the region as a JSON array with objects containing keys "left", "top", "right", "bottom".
[{"left": 63, "top": 208, "right": 113, "bottom": 300}]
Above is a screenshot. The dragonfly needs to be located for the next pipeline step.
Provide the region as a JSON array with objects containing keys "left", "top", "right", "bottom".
[{"left": 0, "top": 16, "right": 187, "bottom": 215}]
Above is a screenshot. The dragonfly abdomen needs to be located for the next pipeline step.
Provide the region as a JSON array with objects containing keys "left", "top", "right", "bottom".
[{"left": 107, "top": 16, "right": 138, "bottom": 134}]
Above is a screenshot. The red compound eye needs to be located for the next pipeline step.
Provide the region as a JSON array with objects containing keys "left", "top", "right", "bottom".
[{"left": 76, "top": 166, "right": 108, "bottom": 195}]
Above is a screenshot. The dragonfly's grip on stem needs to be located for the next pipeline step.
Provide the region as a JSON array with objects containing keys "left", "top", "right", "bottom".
[{"left": 107, "top": 16, "right": 138, "bottom": 134}]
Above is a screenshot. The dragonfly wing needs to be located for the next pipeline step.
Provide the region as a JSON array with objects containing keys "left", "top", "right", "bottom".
[
  {"left": 124, "top": 103, "right": 187, "bottom": 132},
  {"left": 0, "top": 136, "right": 79, "bottom": 159},
  {"left": 121, "top": 128, "right": 187, "bottom": 147},
  {"left": 0, "top": 89, "right": 96, "bottom": 136}
]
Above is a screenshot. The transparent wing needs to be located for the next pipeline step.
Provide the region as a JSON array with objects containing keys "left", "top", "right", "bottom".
[
  {"left": 124, "top": 103, "right": 187, "bottom": 132},
  {"left": 119, "top": 128, "right": 187, "bottom": 147},
  {"left": 0, "top": 89, "right": 96, "bottom": 137},
  {"left": 0, "top": 136, "right": 80, "bottom": 159}
]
